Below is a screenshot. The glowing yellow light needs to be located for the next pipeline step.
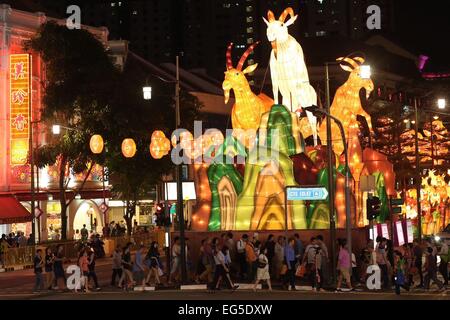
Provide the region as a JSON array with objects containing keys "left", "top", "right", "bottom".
[
  {"left": 150, "top": 130, "right": 171, "bottom": 159},
  {"left": 89, "top": 135, "right": 104, "bottom": 154},
  {"left": 121, "top": 138, "right": 137, "bottom": 158}
]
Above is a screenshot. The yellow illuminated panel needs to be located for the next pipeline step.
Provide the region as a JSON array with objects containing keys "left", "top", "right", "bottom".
[{"left": 10, "top": 54, "right": 31, "bottom": 165}]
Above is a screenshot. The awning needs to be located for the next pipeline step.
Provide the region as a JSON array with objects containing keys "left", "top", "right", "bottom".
[{"left": 0, "top": 196, "right": 32, "bottom": 224}]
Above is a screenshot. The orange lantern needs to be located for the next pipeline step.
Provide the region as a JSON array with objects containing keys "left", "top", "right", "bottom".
[
  {"left": 89, "top": 134, "right": 104, "bottom": 154},
  {"left": 121, "top": 138, "right": 137, "bottom": 158},
  {"left": 150, "top": 131, "right": 171, "bottom": 159}
]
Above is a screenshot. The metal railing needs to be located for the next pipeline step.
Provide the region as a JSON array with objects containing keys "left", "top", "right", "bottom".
[{"left": 1, "top": 231, "right": 165, "bottom": 268}]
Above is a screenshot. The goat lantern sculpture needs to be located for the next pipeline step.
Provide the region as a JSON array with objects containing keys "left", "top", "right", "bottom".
[
  {"left": 264, "top": 7, "right": 318, "bottom": 146},
  {"left": 223, "top": 42, "right": 272, "bottom": 148},
  {"left": 318, "top": 55, "right": 374, "bottom": 157}
]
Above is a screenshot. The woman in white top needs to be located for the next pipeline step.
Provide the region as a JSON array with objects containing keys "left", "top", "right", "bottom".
[
  {"left": 212, "top": 245, "right": 239, "bottom": 291},
  {"left": 254, "top": 246, "right": 272, "bottom": 292}
]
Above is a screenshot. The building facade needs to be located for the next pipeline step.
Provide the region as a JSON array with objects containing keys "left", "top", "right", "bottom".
[{"left": 0, "top": 4, "right": 128, "bottom": 241}]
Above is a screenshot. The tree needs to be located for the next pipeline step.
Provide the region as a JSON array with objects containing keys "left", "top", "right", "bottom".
[
  {"left": 25, "top": 22, "right": 119, "bottom": 240},
  {"left": 104, "top": 53, "right": 202, "bottom": 235}
]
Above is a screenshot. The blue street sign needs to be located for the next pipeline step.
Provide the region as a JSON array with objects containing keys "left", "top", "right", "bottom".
[{"left": 287, "top": 187, "right": 329, "bottom": 201}]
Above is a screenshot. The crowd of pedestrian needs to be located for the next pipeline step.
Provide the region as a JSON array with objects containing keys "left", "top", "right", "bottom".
[{"left": 29, "top": 230, "right": 450, "bottom": 294}]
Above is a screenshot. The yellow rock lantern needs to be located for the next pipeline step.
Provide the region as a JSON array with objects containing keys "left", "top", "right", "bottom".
[
  {"left": 89, "top": 134, "right": 104, "bottom": 154},
  {"left": 121, "top": 138, "right": 137, "bottom": 158}
]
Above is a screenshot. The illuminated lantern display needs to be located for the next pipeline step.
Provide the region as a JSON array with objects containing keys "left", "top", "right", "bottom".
[
  {"left": 318, "top": 55, "right": 374, "bottom": 156},
  {"left": 89, "top": 134, "right": 104, "bottom": 154},
  {"left": 121, "top": 138, "right": 137, "bottom": 158},
  {"left": 150, "top": 130, "right": 170, "bottom": 159},
  {"left": 223, "top": 42, "right": 272, "bottom": 148},
  {"left": 264, "top": 7, "right": 318, "bottom": 145}
]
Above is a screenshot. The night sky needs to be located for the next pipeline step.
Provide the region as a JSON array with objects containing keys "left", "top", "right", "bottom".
[{"left": 394, "top": 1, "right": 450, "bottom": 71}]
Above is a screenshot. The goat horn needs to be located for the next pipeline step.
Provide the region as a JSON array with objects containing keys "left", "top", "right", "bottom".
[
  {"left": 267, "top": 10, "right": 275, "bottom": 22},
  {"left": 336, "top": 57, "right": 360, "bottom": 70},
  {"left": 353, "top": 57, "right": 365, "bottom": 65},
  {"left": 279, "top": 7, "right": 294, "bottom": 22},
  {"left": 237, "top": 41, "right": 260, "bottom": 71},
  {"left": 226, "top": 42, "right": 234, "bottom": 70}
]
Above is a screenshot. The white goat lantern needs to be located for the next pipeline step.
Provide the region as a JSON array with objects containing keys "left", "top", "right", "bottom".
[{"left": 263, "top": 8, "right": 318, "bottom": 146}]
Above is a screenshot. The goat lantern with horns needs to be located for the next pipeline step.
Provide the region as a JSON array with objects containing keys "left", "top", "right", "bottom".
[
  {"left": 223, "top": 42, "right": 272, "bottom": 148},
  {"left": 263, "top": 7, "right": 319, "bottom": 146},
  {"left": 318, "top": 54, "right": 374, "bottom": 157}
]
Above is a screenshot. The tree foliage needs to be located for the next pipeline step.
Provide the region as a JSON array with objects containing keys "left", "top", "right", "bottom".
[{"left": 25, "top": 21, "right": 119, "bottom": 240}]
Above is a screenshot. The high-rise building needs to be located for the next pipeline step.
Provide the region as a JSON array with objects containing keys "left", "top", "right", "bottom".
[
  {"left": 300, "top": 0, "right": 395, "bottom": 39},
  {"left": 9, "top": 0, "right": 395, "bottom": 79}
]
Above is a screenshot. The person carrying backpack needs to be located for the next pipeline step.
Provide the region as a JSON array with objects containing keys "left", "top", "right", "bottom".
[{"left": 393, "top": 250, "right": 410, "bottom": 295}]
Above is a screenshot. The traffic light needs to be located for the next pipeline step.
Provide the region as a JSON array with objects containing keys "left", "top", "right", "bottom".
[{"left": 367, "top": 196, "right": 381, "bottom": 221}]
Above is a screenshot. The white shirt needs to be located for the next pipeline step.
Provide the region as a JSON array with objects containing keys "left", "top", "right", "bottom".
[{"left": 214, "top": 251, "right": 225, "bottom": 265}]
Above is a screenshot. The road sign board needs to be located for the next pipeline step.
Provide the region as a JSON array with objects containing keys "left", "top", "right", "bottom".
[
  {"left": 99, "top": 202, "right": 109, "bottom": 214},
  {"left": 390, "top": 199, "right": 404, "bottom": 206},
  {"left": 287, "top": 187, "right": 329, "bottom": 201}
]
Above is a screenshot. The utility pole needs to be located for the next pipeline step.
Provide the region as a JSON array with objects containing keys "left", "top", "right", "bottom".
[
  {"left": 175, "top": 55, "right": 187, "bottom": 284},
  {"left": 325, "top": 63, "right": 337, "bottom": 285},
  {"left": 414, "top": 98, "right": 422, "bottom": 242}
]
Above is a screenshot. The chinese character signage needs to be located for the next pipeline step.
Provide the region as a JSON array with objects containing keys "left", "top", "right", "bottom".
[{"left": 10, "top": 54, "right": 31, "bottom": 165}]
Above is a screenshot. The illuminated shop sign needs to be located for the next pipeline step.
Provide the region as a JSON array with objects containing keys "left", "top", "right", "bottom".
[{"left": 10, "top": 54, "right": 31, "bottom": 165}]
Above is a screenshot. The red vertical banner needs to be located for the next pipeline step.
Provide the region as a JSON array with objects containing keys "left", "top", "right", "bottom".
[{"left": 10, "top": 54, "right": 31, "bottom": 169}]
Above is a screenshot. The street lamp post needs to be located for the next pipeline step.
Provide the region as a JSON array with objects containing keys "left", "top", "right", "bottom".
[
  {"left": 305, "top": 106, "right": 353, "bottom": 279},
  {"left": 175, "top": 55, "right": 188, "bottom": 284},
  {"left": 414, "top": 98, "right": 422, "bottom": 242},
  {"left": 29, "top": 120, "right": 39, "bottom": 245},
  {"left": 324, "top": 62, "right": 337, "bottom": 285},
  {"left": 142, "top": 56, "right": 187, "bottom": 284}
]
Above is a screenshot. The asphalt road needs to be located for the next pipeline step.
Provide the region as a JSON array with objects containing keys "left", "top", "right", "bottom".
[{"left": 0, "top": 258, "right": 449, "bottom": 300}]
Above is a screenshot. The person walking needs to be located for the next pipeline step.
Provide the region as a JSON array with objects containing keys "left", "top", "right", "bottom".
[
  {"left": 33, "top": 249, "right": 44, "bottom": 293},
  {"left": 254, "top": 246, "right": 272, "bottom": 292},
  {"left": 376, "top": 237, "right": 390, "bottom": 290},
  {"left": 424, "top": 246, "right": 444, "bottom": 291},
  {"left": 211, "top": 244, "right": 238, "bottom": 291},
  {"left": 169, "top": 237, "right": 181, "bottom": 284},
  {"left": 336, "top": 239, "right": 354, "bottom": 292},
  {"left": 224, "top": 232, "right": 237, "bottom": 276},
  {"left": 44, "top": 247, "right": 54, "bottom": 291},
  {"left": 283, "top": 238, "right": 297, "bottom": 291},
  {"left": 132, "top": 245, "right": 146, "bottom": 288},
  {"left": 303, "top": 237, "right": 319, "bottom": 290},
  {"left": 438, "top": 239, "right": 449, "bottom": 287},
  {"left": 413, "top": 239, "right": 424, "bottom": 288},
  {"left": 118, "top": 243, "right": 134, "bottom": 290},
  {"left": 316, "top": 235, "right": 329, "bottom": 286},
  {"left": 265, "top": 234, "right": 275, "bottom": 276},
  {"left": 78, "top": 249, "right": 90, "bottom": 293},
  {"left": 274, "top": 236, "right": 285, "bottom": 280},
  {"left": 197, "top": 238, "right": 214, "bottom": 285},
  {"left": 245, "top": 237, "right": 257, "bottom": 282},
  {"left": 393, "top": 250, "right": 410, "bottom": 295},
  {"left": 88, "top": 248, "right": 101, "bottom": 291},
  {"left": 236, "top": 234, "right": 248, "bottom": 280},
  {"left": 52, "top": 244, "right": 66, "bottom": 291},
  {"left": 111, "top": 245, "right": 122, "bottom": 287},
  {"left": 145, "top": 241, "right": 162, "bottom": 286},
  {"left": 80, "top": 224, "right": 89, "bottom": 242}
]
